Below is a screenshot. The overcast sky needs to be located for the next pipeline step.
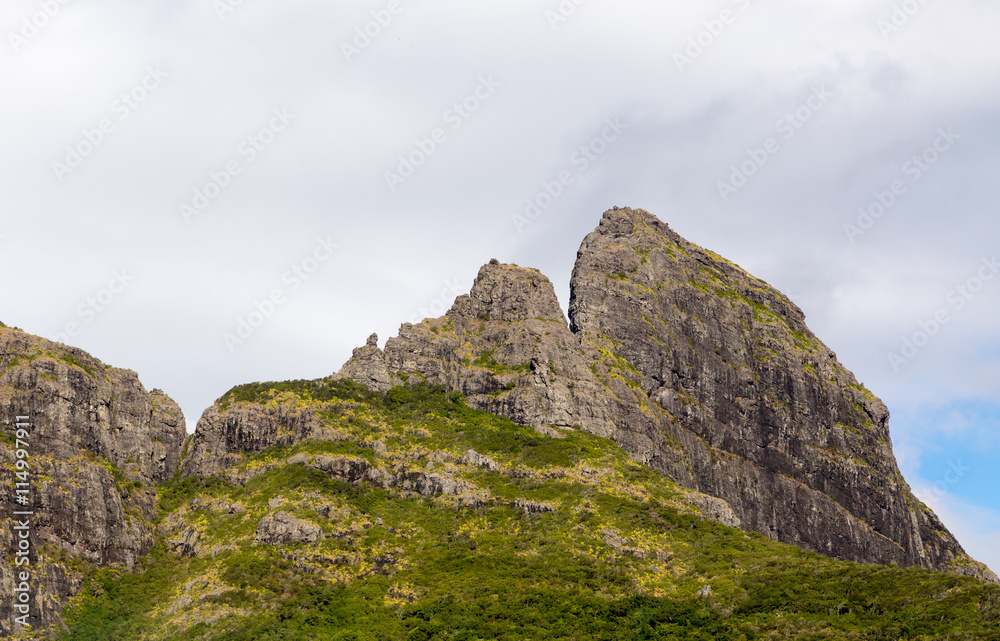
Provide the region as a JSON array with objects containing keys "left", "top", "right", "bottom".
[{"left": 1, "top": 0, "right": 997, "bottom": 573}]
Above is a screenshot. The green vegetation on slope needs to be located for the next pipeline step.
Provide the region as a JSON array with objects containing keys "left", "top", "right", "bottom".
[{"left": 57, "top": 382, "right": 1000, "bottom": 641}]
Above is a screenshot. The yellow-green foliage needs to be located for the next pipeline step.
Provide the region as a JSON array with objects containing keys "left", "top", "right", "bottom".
[{"left": 56, "top": 382, "right": 1000, "bottom": 641}]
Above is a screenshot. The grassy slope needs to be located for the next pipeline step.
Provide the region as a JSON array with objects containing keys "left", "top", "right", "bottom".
[{"left": 57, "top": 382, "right": 1000, "bottom": 641}]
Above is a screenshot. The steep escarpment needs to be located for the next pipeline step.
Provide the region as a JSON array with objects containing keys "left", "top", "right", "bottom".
[
  {"left": 0, "top": 326, "right": 187, "bottom": 634},
  {"left": 567, "top": 207, "right": 992, "bottom": 580},
  {"left": 338, "top": 207, "right": 995, "bottom": 584}
]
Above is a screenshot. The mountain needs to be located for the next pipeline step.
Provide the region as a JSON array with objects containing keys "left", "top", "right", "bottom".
[
  {"left": 0, "top": 324, "right": 186, "bottom": 635},
  {"left": 337, "top": 207, "right": 992, "bottom": 580},
  {"left": 1, "top": 208, "right": 997, "bottom": 639}
]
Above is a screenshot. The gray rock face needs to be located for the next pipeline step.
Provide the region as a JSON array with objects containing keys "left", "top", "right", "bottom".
[
  {"left": 180, "top": 401, "right": 325, "bottom": 478},
  {"left": 568, "top": 208, "right": 985, "bottom": 576},
  {"left": 464, "top": 449, "right": 499, "bottom": 471},
  {"left": 255, "top": 511, "right": 323, "bottom": 546},
  {"left": 337, "top": 207, "right": 996, "bottom": 583},
  {"left": 0, "top": 326, "right": 188, "bottom": 634},
  {"left": 180, "top": 394, "right": 384, "bottom": 479},
  {"left": 0, "top": 329, "right": 186, "bottom": 486},
  {"left": 287, "top": 453, "right": 394, "bottom": 488},
  {"left": 339, "top": 333, "right": 396, "bottom": 392},
  {"left": 334, "top": 262, "right": 626, "bottom": 439}
]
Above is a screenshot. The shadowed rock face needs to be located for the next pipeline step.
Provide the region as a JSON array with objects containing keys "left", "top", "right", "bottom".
[
  {"left": 0, "top": 327, "right": 187, "bottom": 634},
  {"left": 337, "top": 207, "right": 996, "bottom": 584},
  {"left": 180, "top": 401, "right": 328, "bottom": 478},
  {"left": 566, "top": 208, "right": 990, "bottom": 578}
]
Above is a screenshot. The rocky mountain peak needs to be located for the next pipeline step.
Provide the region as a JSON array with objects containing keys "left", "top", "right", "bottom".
[
  {"left": 572, "top": 206, "right": 805, "bottom": 331},
  {"left": 450, "top": 261, "right": 566, "bottom": 324},
  {"left": 335, "top": 206, "right": 996, "bottom": 584}
]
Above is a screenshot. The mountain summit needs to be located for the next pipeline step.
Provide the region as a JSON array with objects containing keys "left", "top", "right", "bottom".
[
  {"left": 338, "top": 207, "right": 993, "bottom": 581},
  {"left": 2, "top": 208, "right": 996, "bottom": 638}
]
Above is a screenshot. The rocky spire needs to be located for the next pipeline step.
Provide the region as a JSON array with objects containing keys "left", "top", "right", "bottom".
[{"left": 449, "top": 260, "right": 567, "bottom": 324}]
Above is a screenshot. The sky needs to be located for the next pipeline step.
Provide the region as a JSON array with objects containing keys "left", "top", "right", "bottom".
[{"left": 1, "top": 0, "right": 997, "bottom": 573}]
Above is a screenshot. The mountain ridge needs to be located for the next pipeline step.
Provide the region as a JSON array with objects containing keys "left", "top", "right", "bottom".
[
  {"left": 2, "top": 207, "right": 998, "bottom": 639},
  {"left": 335, "top": 206, "right": 994, "bottom": 582}
]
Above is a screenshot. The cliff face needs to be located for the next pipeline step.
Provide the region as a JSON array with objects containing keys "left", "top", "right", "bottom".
[
  {"left": 566, "top": 208, "right": 987, "bottom": 577},
  {"left": 180, "top": 398, "right": 338, "bottom": 479},
  {"left": 0, "top": 327, "right": 187, "bottom": 634},
  {"left": 337, "top": 207, "right": 996, "bottom": 583}
]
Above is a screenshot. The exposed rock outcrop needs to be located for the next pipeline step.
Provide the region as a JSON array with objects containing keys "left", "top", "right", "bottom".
[
  {"left": 568, "top": 207, "right": 987, "bottom": 578},
  {"left": 255, "top": 511, "right": 323, "bottom": 546},
  {"left": 332, "top": 261, "right": 625, "bottom": 438},
  {"left": 0, "top": 328, "right": 185, "bottom": 486},
  {"left": 180, "top": 400, "right": 325, "bottom": 478},
  {"left": 0, "top": 326, "right": 187, "bottom": 634},
  {"left": 336, "top": 207, "right": 996, "bottom": 584}
]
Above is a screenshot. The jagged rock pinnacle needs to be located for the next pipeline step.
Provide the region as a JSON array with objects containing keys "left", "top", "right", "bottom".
[{"left": 450, "top": 262, "right": 566, "bottom": 324}]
